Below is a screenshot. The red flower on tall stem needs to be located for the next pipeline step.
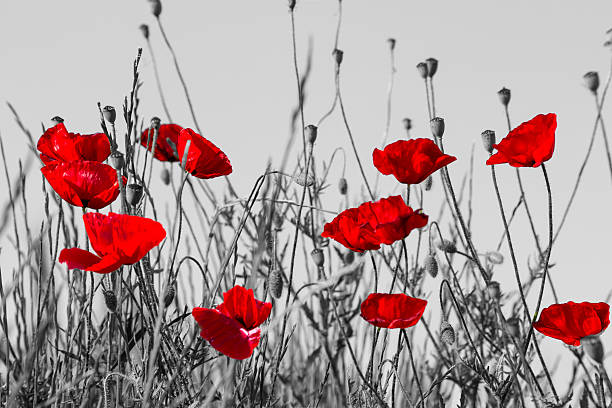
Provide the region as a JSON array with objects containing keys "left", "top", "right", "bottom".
[
  {"left": 140, "top": 124, "right": 183, "bottom": 162},
  {"left": 373, "top": 138, "right": 456, "bottom": 185},
  {"left": 41, "top": 161, "right": 125, "bottom": 209},
  {"left": 533, "top": 301, "right": 609, "bottom": 346},
  {"left": 37, "top": 123, "right": 111, "bottom": 164},
  {"left": 360, "top": 293, "right": 427, "bottom": 329},
  {"left": 59, "top": 212, "right": 166, "bottom": 274},
  {"left": 192, "top": 286, "right": 272, "bottom": 360},
  {"left": 178, "top": 128, "right": 232, "bottom": 179},
  {"left": 486, "top": 113, "right": 557, "bottom": 167}
]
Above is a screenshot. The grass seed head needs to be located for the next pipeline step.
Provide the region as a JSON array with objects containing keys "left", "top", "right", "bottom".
[
  {"left": 424, "top": 175, "right": 433, "bottom": 191},
  {"left": 440, "top": 321, "right": 455, "bottom": 345},
  {"left": 268, "top": 268, "right": 283, "bottom": 299},
  {"left": 164, "top": 285, "right": 175, "bottom": 308},
  {"left": 103, "top": 290, "right": 117, "bottom": 312}
]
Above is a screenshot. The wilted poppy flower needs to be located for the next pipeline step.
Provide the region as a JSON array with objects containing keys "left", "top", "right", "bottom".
[
  {"left": 533, "top": 301, "right": 610, "bottom": 346},
  {"left": 321, "top": 207, "right": 381, "bottom": 253},
  {"left": 140, "top": 124, "right": 183, "bottom": 162},
  {"left": 192, "top": 285, "right": 272, "bottom": 360},
  {"left": 37, "top": 123, "right": 111, "bottom": 165},
  {"left": 486, "top": 113, "right": 557, "bottom": 167},
  {"left": 360, "top": 293, "right": 427, "bottom": 329},
  {"left": 41, "top": 161, "right": 126, "bottom": 209},
  {"left": 373, "top": 138, "right": 456, "bottom": 185},
  {"left": 178, "top": 128, "right": 232, "bottom": 179},
  {"left": 59, "top": 212, "right": 166, "bottom": 274}
]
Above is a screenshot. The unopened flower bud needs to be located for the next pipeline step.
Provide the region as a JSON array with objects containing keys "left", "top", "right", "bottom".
[
  {"left": 150, "top": 116, "right": 161, "bottom": 130},
  {"left": 430, "top": 117, "right": 445, "bottom": 138},
  {"left": 164, "top": 285, "right": 175, "bottom": 308},
  {"left": 506, "top": 317, "right": 520, "bottom": 337},
  {"left": 110, "top": 152, "right": 125, "bottom": 170},
  {"left": 424, "top": 254, "right": 438, "bottom": 278},
  {"left": 139, "top": 24, "right": 149, "bottom": 39},
  {"left": 51, "top": 116, "right": 64, "bottom": 125},
  {"left": 338, "top": 177, "right": 348, "bottom": 195},
  {"left": 487, "top": 281, "right": 501, "bottom": 299},
  {"left": 437, "top": 239, "right": 456, "bottom": 254},
  {"left": 333, "top": 49, "right": 344, "bottom": 66},
  {"left": 387, "top": 38, "right": 396, "bottom": 50},
  {"left": 486, "top": 251, "right": 504, "bottom": 265},
  {"left": 344, "top": 250, "right": 355, "bottom": 265},
  {"left": 103, "top": 290, "right": 117, "bottom": 312},
  {"left": 293, "top": 171, "right": 315, "bottom": 187},
  {"left": 268, "top": 268, "right": 283, "bottom": 299},
  {"left": 426, "top": 58, "right": 438, "bottom": 77},
  {"left": 149, "top": 0, "right": 162, "bottom": 17},
  {"left": 582, "top": 336, "right": 604, "bottom": 364},
  {"left": 440, "top": 321, "right": 455, "bottom": 345},
  {"left": 416, "top": 62, "right": 429, "bottom": 79},
  {"left": 311, "top": 248, "right": 324, "bottom": 267},
  {"left": 481, "top": 130, "right": 496, "bottom": 154},
  {"left": 305, "top": 125, "right": 318, "bottom": 144},
  {"left": 583, "top": 71, "right": 600, "bottom": 93},
  {"left": 424, "top": 176, "right": 433, "bottom": 191},
  {"left": 288, "top": 0, "right": 296, "bottom": 10},
  {"left": 498, "top": 87, "right": 511, "bottom": 107},
  {"left": 103, "top": 106, "right": 116, "bottom": 124},
  {"left": 402, "top": 118, "right": 412, "bottom": 136},
  {"left": 160, "top": 168, "right": 170, "bottom": 185},
  {"left": 126, "top": 184, "right": 144, "bottom": 207}
]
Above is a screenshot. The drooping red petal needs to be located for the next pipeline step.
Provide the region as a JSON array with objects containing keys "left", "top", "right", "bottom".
[
  {"left": 37, "top": 123, "right": 110, "bottom": 164},
  {"left": 533, "top": 301, "right": 610, "bottom": 346},
  {"left": 140, "top": 124, "right": 183, "bottom": 162},
  {"left": 192, "top": 307, "right": 261, "bottom": 360},
  {"left": 322, "top": 207, "right": 381, "bottom": 253},
  {"left": 178, "top": 128, "right": 232, "bottom": 179},
  {"left": 217, "top": 286, "right": 272, "bottom": 330},
  {"left": 360, "top": 293, "right": 427, "bottom": 329},
  {"left": 59, "top": 248, "right": 103, "bottom": 270}
]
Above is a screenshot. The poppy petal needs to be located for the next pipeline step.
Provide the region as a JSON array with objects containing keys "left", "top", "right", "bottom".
[
  {"left": 178, "top": 128, "right": 232, "bottom": 179},
  {"left": 360, "top": 293, "right": 427, "bottom": 329}
]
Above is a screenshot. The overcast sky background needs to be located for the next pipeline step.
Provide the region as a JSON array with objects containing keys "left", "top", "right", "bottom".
[{"left": 1, "top": 0, "right": 612, "bottom": 390}]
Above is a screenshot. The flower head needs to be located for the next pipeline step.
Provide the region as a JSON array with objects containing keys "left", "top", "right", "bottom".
[
  {"left": 192, "top": 286, "right": 272, "bottom": 360},
  {"left": 533, "top": 301, "right": 609, "bottom": 346},
  {"left": 360, "top": 293, "right": 427, "bottom": 329},
  {"left": 178, "top": 128, "right": 232, "bottom": 179},
  {"left": 37, "top": 123, "right": 110, "bottom": 164},
  {"left": 486, "top": 113, "right": 557, "bottom": 168},
  {"left": 140, "top": 124, "right": 183, "bottom": 162}
]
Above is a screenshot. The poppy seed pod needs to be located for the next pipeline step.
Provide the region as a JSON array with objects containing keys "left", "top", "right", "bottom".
[
  {"left": 424, "top": 176, "right": 433, "bottom": 191},
  {"left": 311, "top": 248, "right": 324, "bottom": 267},
  {"left": 481, "top": 130, "right": 496, "bottom": 154},
  {"left": 440, "top": 321, "right": 455, "bottom": 345},
  {"left": 506, "top": 317, "right": 521, "bottom": 337},
  {"left": 110, "top": 152, "right": 125, "bottom": 170},
  {"left": 103, "top": 106, "right": 116, "bottom": 124},
  {"left": 160, "top": 168, "right": 170, "bottom": 185},
  {"left": 164, "top": 285, "right": 175, "bottom": 308},
  {"left": 424, "top": 254, "right": 438, "bottom": 278},
  {"left": 305, "top": 125, "right": 318, "bottom": 144},
  {"left": 416, "top": 62, "right": 429, "bottom": 79},
  {"left": 430, "top": 117, "right": 445, "bottom": 138},
  {"left": 487, "top": 281, "right": 501, "bottom": 299},
  {"left": 333, "top": 48, "right": 344, "bottom": 66},
  {"left": 498, "top": 87, "right": 511, "bottom": 107},
  {"left": 425, "top": 58, "right": 438, "bottom": 77},
  {"left": 338, "top": 177, "right": 348, "bottom": 195},
  {"left": 402, "top": 118, "right": 412, "bottom": 132},
  {"left": 51, "top": 116, "right": 64, "bottom": 125},
  {"left": 583, "top": 71, "right": 600, "bottom": 93},
  {"left": 582, "top": 336, "right": 604, "bottom": 364},
  {"left": 268, "top": 268, "right": 283, "bottom": 299},
  {"left": 344, "top": 250, "right": 355, "bottom": 265},
  {"left": 103, "top": 290, "right": 117, "bottom": 312},
  {"left": 150, "top": 116, "right": 161, "bottom": 130},
  {"left": 126, "top": 184, "right": 144, "bottom": 207},
  {"left": 437, "top": 239, "right": 456, "bottom": 254},
  {"left": 387, "top": 38, "right": 396, "bottom": 50},
  {"left": 139, "top": 24, "right": 149, "bottom": 39},
  {"left": 149, "top": 0, "right": 162, "bottom": 17}
]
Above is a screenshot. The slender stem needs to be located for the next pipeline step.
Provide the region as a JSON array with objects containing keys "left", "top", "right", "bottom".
[
  {"left": 401, "top": 329, "right": 424, "bottom": 404},
  {"left": 145, "top": 38, "right": 173, "bottom": 122}
]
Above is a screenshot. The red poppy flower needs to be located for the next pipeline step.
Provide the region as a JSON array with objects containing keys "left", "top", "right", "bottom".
[
  {"left": 321, "top": 207, "right": 381, "bottom": 253},
  {"left": 41, "top": 161, "right": 126, "bottom": 209},
  {"left": 192, "top": 285, "right": 272, "bottom": 360},
  {"left": 373, "top": 138, "right": 456, "bottom": 185},
  {"left": 178, "top": 128, "right": 232, "bottom": 179},
  {"left": 486, "top": 113, "right": 557, "bottom": 167},
  {"left": 37, "top": 123, "right": 111, "bottom": 165},
  {"left": 533, "top": 301, "right": 609, "bottom": 346},
  {"left": 140, "top": 124, "right": 183, "bottom": 162},
  {"left": 360, "top": 293, "right": 427, "bottom": 329},
  {"left": 59, "top": 212, "right": 166, "bottom": 274}
]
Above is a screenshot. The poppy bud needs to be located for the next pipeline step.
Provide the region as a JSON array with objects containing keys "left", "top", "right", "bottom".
[
  {"left": 288, "top": 0, "right": 296, "bottom": 10},
  {"left": 103, "top": 106, "right": 116, "bottom": 124},
  {"left": 344, "top": 250, "right": 355, "bottom": 265},
  {"left": 498, "top": 87, "right": 511, "bottom": 107},
  {"left": 126, "top": 184, "right": 144, "bottom": 207},
  {"left": 416, "top": 62, "right": 429, "bottom": 79},
  {"left": 305, "top": 125, "right": 318, "bottom": 144},
  {"left": 110, "top": 152, "right": 125, "bottom": 170},
  {"left": 487, "top": 281, "right": 501, "bottom": 299},
  {"left": 160, "top": 168, "right": 170, "bottom": 185},
  {"left": 437, "top": 239, "right": 456, "bottom": 254},
  {"left": 51, "top": 116, "right": 64, "bottom": 125},
  {"left": 293, "top": 171, "right": 315, "bottom": 187},
  {"left": 506, "top": 317, "right": 520, "bottom": 337},
  {"left": 311, "top": 248, "right": 324, "bottom": 267},
  {"left": 338, "top": 177, "right": 348, "bottom": 195},
  {"left": 440, "top": 321, "right": 455, "bottom": 345},
  {"left": 333, "top": 49, "right": 344, "bottom": 66},
  {"left": 430, "top": 117, "right": 445, "bottom": 138},
  {"left": 425, "top": 58, "right": 438, "bottom": 77},
  {"left": 402, "top": 118, "right": 412, "bottom": 132},
  {"left": 481, "top": 130, "right": 496, "bottom": 154},
  {"left": 387, "top": 38, "right": 396, "bottom": 50},
  {"left": 150, "top": 116, "right": 161, "bottom": 130},
  {"left": 486, "top": 251, "right": 504, "bottom": 265},
  {"left": 103, "top": 290, "right": 117, "bottom": 312},
  {"left": 583, "top": 71, "right": 600, "bottom": 93},
  {"left": 268, "top": 268, "right": 283, "bottom": 299},
  {"left": 139, "top": 24, "right": 149, "bottom": 39},
  {"left": 149, "top": 0, "right": 162, "bottom": 17},
  {"left": 424, "top": 176, "right": 433, "bottom": 191},
  {"left": 164, "top": 285, "right": 175, "bottom": 308},
  {"left": 582, "top": 336, "right": 604, "bottom": 364},
  {"left": 424, "top": 254, "right": 438, "bottom": 278}
]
